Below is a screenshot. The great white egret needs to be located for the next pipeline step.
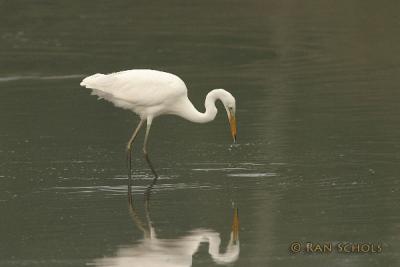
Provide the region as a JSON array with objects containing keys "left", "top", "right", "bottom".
[{"left": 80, "top": 69, "right": 237, "bottom": 194}]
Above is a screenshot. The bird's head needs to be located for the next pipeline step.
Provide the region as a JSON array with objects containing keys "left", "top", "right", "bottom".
[
  {"left": 221, "top": 91, "right": 237, "bottom": 143},
  {"left": 205, "top": 88, "right": 237, "bottom": 143}
]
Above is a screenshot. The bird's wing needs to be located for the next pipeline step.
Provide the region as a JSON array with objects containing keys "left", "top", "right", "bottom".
[{"left": 81, "top": 70, "right": 187, "bottom": 108}]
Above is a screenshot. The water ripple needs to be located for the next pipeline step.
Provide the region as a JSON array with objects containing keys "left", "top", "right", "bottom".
[
  {"left": 0, "top": 74, "right": 84, "bottom": 82},
  {"left": 227, "top": 173, "right": 278, "bottom": 178}
]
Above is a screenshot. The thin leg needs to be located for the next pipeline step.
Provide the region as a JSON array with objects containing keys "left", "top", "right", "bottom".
[
  {"left": 127, "top": 175, "right": 158, "bottom": 240},
  {"left": 127, "top": 119, "right": 145, "bottom": 202},
  {"left": 144, "top": 175, "right": 158, "bottom": 238},
  {"left": 143, "top": 117, "right": 159, "bottom": 178},
  {"left": 128, "top": 192, "right": 151, "bottom": 238}
]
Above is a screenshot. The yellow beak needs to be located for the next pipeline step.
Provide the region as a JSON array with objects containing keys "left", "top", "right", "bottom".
[
  {"left": 229, "top": 111, "right": 237, "bottom": 143},
  {"left": 231, "top": 207, "right": 239, "bottom": 242}
]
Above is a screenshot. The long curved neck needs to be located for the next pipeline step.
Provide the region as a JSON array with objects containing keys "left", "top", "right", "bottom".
[
  {"left": 176, "top": 89, "right": 224, "bottom": 123},
  {"left": 203, "top": 232, "right": 240, "bottom": 264}
]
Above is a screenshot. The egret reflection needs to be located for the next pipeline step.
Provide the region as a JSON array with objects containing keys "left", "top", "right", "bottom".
[{"left": 92, "top": 177, "right": 240, "bottom": 267}]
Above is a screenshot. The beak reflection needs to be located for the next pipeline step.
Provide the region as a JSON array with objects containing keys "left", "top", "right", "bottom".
[{"left": 232, "top": 208, "right": 239, "bottom": 243}]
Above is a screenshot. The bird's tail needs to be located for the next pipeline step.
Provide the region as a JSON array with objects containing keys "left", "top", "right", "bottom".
[
  {"left": 80, "top": 73, "right": 107, "bottom": 89},
  {"left": 80, "top": 73, "right": 116, "bottom": 101}
]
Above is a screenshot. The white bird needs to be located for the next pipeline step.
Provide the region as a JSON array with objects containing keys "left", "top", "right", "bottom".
[{"left": 80, "top": 69, "right": 237, "bottom": 193}]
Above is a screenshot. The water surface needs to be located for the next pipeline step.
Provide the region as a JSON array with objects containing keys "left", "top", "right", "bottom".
[{"left": 1, "top": 1, "right": 400, "bottom": 266}]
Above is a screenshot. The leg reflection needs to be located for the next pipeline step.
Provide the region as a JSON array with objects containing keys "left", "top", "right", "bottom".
[{"left": 127, "top": 175, "right": 158, "bottom": 239}]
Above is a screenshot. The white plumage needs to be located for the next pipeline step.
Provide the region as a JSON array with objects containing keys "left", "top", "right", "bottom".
[
  {"left": 80, "top": 69, "right": 237, "bottom": 188},
  {"left": 81, "top": 70, "right": 188, "bottom": 118}
]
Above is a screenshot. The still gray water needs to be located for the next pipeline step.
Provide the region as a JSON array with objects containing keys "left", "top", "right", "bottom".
[{"left": 1, "top": 1, "right": 400, "bottom": 266}]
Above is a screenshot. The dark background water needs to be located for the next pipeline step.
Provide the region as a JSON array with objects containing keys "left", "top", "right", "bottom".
[{"left": 1, "top": 1, "right": 399, "bottom": 266}]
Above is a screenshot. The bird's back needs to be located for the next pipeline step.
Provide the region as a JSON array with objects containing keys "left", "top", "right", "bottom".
[{"left": 80, "top": 69, "right": 188, "bottom": 115}]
